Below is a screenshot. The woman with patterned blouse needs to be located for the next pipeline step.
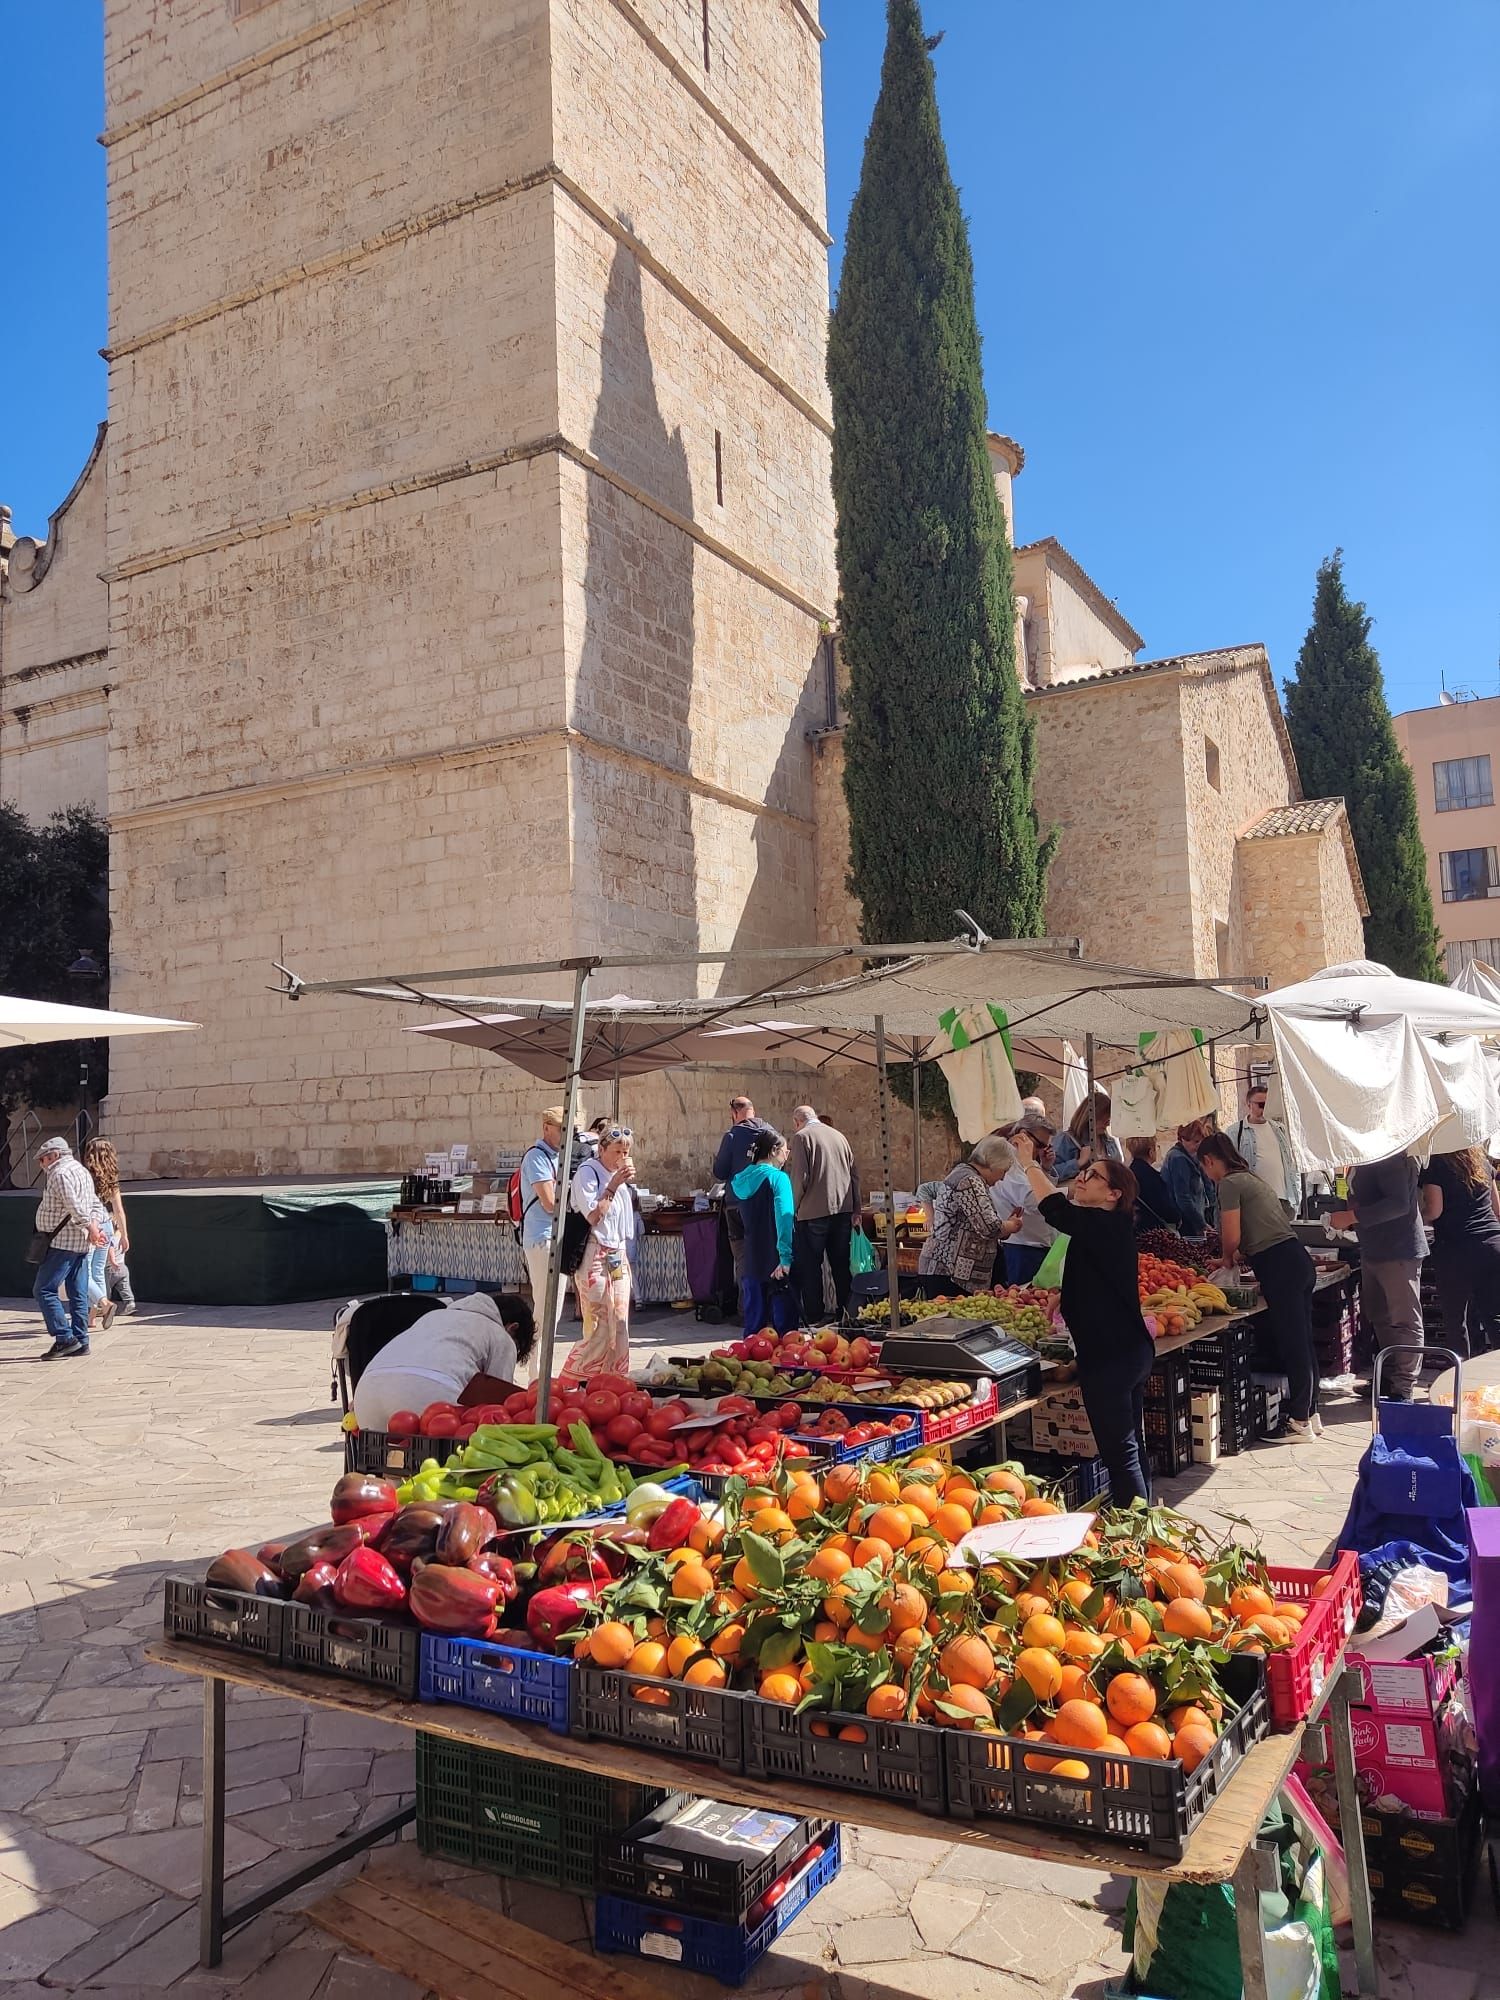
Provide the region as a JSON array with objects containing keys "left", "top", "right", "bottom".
[{"left": 917, "top": 1136, "right": 1022, "bottom": 1294}]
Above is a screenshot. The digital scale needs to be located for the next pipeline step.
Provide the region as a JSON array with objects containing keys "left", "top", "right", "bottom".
[{"left": 877, "top": 1316, "right": 1042, "bottom": 1411}]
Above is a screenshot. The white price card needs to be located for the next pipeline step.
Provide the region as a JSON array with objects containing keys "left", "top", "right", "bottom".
[{"left": 949, "top": 1512, "right": 1096, "bottom": 1566}]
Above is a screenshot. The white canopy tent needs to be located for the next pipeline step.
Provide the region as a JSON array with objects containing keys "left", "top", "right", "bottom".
[
  {"left": 0, "top": 996, "right": 198, "bottom": 1047},
  {"left": 1259, "top": 961, "right": 1500, "bottom": 1169},
  {"left": 1452, "top": 959, "right": 1500, "bottom": 1010},
  {"left": 283, "top": 933, "right": 1262, "bottom": 1402}
]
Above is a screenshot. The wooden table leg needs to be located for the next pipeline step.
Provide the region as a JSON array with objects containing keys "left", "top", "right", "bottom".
[
  {"left": 1232, "top": 1842, "right": 1277, "bottom": 2000},
  {"left": 1327, "top": 1667, "right": 1380, "bottom": 1996},
  {"left": 200, "top": 1675, "right": 226, "bottom": 1969}
]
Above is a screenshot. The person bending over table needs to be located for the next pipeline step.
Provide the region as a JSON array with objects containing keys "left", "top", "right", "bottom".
[
  {"left": 1197, "top": 1133, "right": 1320, "bottom": 1438},
  {"left": 351, "top": 1291, "right": 536, "bottom": 1429},
  {"left": 1011, "top": 1128, "right": 1154, "bottom": 1504}
]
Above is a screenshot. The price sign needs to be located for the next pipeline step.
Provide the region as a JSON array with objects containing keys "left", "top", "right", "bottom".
[{"left": 949, "top": 1512, "right": 1096, "bottom": 1566}]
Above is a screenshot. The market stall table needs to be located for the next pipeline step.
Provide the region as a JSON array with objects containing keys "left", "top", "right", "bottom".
[
  {"left": 146, "top": 1636, "right": 1376, "bottom": 1999},
  {"left": 388, "top": 1208, "right": 695, "bottom": 1306}
]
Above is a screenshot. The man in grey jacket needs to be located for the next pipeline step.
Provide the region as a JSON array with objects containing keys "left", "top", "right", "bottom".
[
  {"left": 1227, "top": 1084, "right": 1301, "bottom": 1212},
  {"left": 1331, "top": 1152, "right": 1426, "bottom": 1398},
  {"left": 789, "top": 1106, "right": 859, "bottom": 1323}
]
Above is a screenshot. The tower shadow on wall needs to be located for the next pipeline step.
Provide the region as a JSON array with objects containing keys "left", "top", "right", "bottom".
[{"left": 576, "top": 234, "right": 697, "bottom": 988}]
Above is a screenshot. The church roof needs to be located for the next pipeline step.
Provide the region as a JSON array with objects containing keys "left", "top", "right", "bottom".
[
  {"left": 1013, "top": 537, "right": 1144, "bottom": 654},
  {"left": 1241, "top": 799, "right": 1370, "bottom": 917}
]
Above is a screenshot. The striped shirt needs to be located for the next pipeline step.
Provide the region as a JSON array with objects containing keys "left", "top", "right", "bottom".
[{"left": 34, "top": 1157, "right": 108, "bottom": 1255}]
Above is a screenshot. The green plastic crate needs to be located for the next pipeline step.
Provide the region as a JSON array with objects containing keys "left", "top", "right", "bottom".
[{"left": 414, "top": 1732, "right": 671, "bottom": 1892}]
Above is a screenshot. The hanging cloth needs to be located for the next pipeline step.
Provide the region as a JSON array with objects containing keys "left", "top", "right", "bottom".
[
  {"left": 1060, "top": 1041, "right": 1088, "bottom": 1128},
  {"left": 1140, "top": 1028, "right": 1218, "bottom": 1129},
  {"left": 936, "top": 1004, "right": 1022, "bottom": 1143},
  {"left": 1113, "top": 1069, "right": 1160, "bottom": 1140}
]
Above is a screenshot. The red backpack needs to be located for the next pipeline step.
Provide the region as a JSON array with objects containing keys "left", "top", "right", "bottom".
[{"left": 507, "top": 1168, "right": 525, "bottom": 1224}]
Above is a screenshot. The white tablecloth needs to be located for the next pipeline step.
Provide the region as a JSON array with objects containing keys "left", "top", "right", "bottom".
[{"left": 387, "top": 1215, "right": 692, "bottom": 1306}]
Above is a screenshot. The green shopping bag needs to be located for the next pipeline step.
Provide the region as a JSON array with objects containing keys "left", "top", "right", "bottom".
[
  {"left": 1034, "top": 1234, "right": 1068, "bottom": 1289},
  {"left": 849, "top": 1227, "right": 877, "bottom": 1275}
]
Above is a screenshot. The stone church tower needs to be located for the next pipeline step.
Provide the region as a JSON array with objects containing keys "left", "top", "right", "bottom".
[{"left": 98, "top": 0, "right": 835, "bottom": 1176}]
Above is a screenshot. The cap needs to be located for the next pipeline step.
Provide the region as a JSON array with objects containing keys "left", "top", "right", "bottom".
[{"left": 37, "top": 1135, "right": 71, "bottom": 1160}]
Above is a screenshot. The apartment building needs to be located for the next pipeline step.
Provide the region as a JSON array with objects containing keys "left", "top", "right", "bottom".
[{"left": 1393, "top": 694, "right": 1500, "bottom": 977}]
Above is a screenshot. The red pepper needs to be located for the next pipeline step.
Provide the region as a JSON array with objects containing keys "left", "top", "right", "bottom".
[
  {"left": 646, "top": 1496, "right": 702, "bottom": 1552},
  {"left": 467, "top": 1551, "right": 519, "bottom": 1601},
  {"left": 330, "top": 1473, "right": 401, "bottom": 1525},
  {"left": 526, "top": 1580, "right": 601, "bottom": 1650},
  {"left": 331, "top": 1545, "right": 407, "bottom": 1613},
  {"left": 409, "top": 1563, "right": 501, "bottom": 1635}
]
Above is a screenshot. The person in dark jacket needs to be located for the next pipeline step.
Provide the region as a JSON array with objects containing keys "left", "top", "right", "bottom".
[
  {"left": 1011, "top": 1129, "right": 1154, "bottom": 1504},
  {"left": 1162, "top": 1121, "right": 1216, "bottom": 1241},
  {"left": 1126, "top": 1136, "right": 1181, "bottom": 1234},
  {"left": 1330, "top": 1151, "right": 1426, "bottom": 1397},
  {"left": 1419, "top": 1147, "right": 1500, "bottom": 1357},
  {"left": 730, "top": 1129, "right": 798, "bottom": 1338},
  {"left": 713, "top": 1094, "right": 772, "bottom": 1311}
]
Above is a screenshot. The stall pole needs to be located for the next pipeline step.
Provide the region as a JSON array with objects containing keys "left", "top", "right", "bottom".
[
  {"left": 534, "top": 962, "right": 593, "bottom": 1420},
  {"left": 911, "top": 1057, "right": 921, "bottom": 1190},
  {"left": 611, "top": 1069, "right": 621, "bottom": 1123},
  {"left": 1085, "top": 1034, "right": 1098, "bottom": 1155},
  {"left": 875, "top": 1015, "right": 902, "bottom": 1332}
]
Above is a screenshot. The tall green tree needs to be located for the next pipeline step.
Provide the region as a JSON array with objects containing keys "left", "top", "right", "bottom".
[
  {"left": 828, "top": 0, "right": 1052, "bottom": 947},
  {"left": 0, "top": 803, "right": 111, "bottom": 1127},
  {"left": 1284, "top": 552, "right": 1442, "bottom": 980}
]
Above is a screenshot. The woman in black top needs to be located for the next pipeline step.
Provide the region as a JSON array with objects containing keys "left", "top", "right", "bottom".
[
  {"left": 1419, "top": 1147, "right": 1500, "bottom": 1356},
  {"left": 1012, "top": 1130, "right": 1155, "bottom": 1503}
]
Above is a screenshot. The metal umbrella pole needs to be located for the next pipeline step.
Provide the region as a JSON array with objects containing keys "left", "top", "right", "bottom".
[
  {"left": 911, "top": 1057, "right": 921, "bottom": 1190},
  {"left": 534, "top": 961, "right": 593, "bottom": 1420},
  {"left": 875, "top": 1015, "right": 902, "bottom": 1333},
  {"left": 1085, "top": 1033, "right": 1098, "bottom": 1155}
]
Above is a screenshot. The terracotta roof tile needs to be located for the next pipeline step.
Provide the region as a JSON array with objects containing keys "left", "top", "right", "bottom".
[{"left": 1241, "top": 799, "right": 1346, "bottom": 840}]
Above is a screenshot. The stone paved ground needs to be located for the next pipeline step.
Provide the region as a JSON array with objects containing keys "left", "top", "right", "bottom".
[{"left": 0, "top": 1293, "right": 1494, "bottom": 1997}]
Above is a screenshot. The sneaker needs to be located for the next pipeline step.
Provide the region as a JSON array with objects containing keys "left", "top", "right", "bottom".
[
  {"left": 63, "top": 1342, "right": 90, "bottom": 1357},
  {"left": 1310, "top": 1412, "right": 1325, "bottom": 1437},
  {"left": 1281, "top": 1419, "right": 1314, "bottom": 1441},
  {"left": 38, "top": 1340, "right": 80, "bottom": 1360}
]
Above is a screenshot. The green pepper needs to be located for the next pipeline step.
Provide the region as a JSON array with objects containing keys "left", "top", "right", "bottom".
[{"left": 491, "top": 1477, "right": 540, "bottom": 1528}]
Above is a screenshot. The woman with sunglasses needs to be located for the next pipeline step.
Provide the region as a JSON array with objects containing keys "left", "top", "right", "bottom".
[
  {"left": 560, "top": 1123, "right": 638, "bottom": 1383},
  {"left": 1011, "top": 1129, "right": 1154, "bottom": 1504}
]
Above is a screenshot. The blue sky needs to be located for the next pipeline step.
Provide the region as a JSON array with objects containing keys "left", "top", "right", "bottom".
[{"left": 4, "top": 3, "right": 1496, "bottom": 716}]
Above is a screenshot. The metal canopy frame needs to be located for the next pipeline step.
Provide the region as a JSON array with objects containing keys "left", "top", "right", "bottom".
[{"left": 275, "top": 933, "right": 1265, "bottom": 1411}]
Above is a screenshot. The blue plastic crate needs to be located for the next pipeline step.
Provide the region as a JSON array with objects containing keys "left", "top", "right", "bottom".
[
  {"left": 790, "top": 1425, "right": 904, "bottom": 1467},
  {"left": 594, "top": 1826, "right": 840, "bottom": 1986},
  {"left": 420, "top": 1635, "right": 574, "bottom": 1733}
]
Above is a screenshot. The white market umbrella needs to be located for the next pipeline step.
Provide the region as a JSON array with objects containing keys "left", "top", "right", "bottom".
[
  {"left": 0, "top": 995, "right": 198, "bottom": 1047},
  {"left": 1452, "top": 959, "right": 1500, "bottom": 1011},
  {"left": 1260, "top": 961, "right": 1500, "bottom": 1168}
]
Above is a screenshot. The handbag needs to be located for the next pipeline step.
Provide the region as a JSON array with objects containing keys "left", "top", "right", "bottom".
[
  {"left": 558, "top": 1206, "right": 592, "bottom": 1276},
  {"left": 849, "top": 1226, "right": 877, "bottom": 1276},
  {"left": 25, "top": 1219, "right": 66, "bottom": 1267}
]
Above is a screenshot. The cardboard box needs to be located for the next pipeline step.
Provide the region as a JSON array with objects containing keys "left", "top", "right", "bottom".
[
  {"left": 1299, "top": 1692, "right": 1466, "bottom": 1822},
  {"left": 1347, "top": 1608, "right": 1461, "bottom": 1721},
  {"left": 1364, "top": 1784, "right": 1481, "bottom": 1931}
]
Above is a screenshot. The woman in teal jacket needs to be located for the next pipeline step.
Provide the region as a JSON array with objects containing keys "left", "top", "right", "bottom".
[{"left": 731, "top": 1130, "right": 798, "bottom": 1336}]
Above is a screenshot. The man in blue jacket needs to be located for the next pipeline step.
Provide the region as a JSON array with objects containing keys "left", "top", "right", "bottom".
[{"left": 712, "top": 1094, "right": 771, "bottom": 1307}]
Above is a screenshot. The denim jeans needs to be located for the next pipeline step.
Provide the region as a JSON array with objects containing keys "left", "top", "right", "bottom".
[
  {"left": 86, "top": 1243, "right": 109, "bottom": 1310},
  {"left": 34, "top": 1247, "right": 90, "bottom": 1348}
]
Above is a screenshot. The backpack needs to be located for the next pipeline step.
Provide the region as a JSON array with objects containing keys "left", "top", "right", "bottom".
[{"left": 507, "top": 1168, "right": 525, "bottom": 1224}]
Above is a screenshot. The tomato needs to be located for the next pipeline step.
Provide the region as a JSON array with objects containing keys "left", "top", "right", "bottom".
[
  {"left": 645, "top": 1408, "right": 682, "bottom": 1441},
  {"left": 619, "top": 1390, "right": 651, "bottom": 1419},
  {"left": 656, "top": 1401, "right": 690, "bottom": 1425},
  {"left": 587, "top": 1374, "right": 634, "bottom": 1399},
  {"left": 423, "top": 1413, "right": 461, "bottom": 1439},
  {"left": 582, "top": 1390, "right": 621, "bottom": 1424},
  {"left": 717, "top": 1395, "right": 757, "bottom": 1417},
  {"left": 385, "top": 1410, "right": 420, "bottom": 1437},
  {"left": 418, "top": 1402, "right": 463, "bottom": 1429}
]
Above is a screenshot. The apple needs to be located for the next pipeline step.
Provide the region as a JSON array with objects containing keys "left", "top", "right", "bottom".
[{"left": 745, "top": 1335, "right": 776, "bottom": 1361}]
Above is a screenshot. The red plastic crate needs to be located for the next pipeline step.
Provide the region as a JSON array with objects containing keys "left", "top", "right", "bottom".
[
  {"left": 922, "top": 1375, "right": 999, "bottom": 1445},
  {"left": 1262, "top": 1551, "right": 1361, "bottom": 1729}
]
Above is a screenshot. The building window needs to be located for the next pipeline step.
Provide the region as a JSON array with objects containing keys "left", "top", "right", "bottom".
[
  {"left": 1434, "top": 755, "right": 1493, "bottom": 812},
  {"left": 701, "top": 0, "right": 710, "bottom": 68},
  {"left": 1204, "top": 736, "right": 1221, "bottom": 792},
  {"left": 1439, "top": 847, "right": 1500, "bottom": 902},
  {"left": 714, "top": 430, "right": 724, "bottom": 507},
  {"left": 1446, "top": 938, "right": 1500, "bottom": 977}
]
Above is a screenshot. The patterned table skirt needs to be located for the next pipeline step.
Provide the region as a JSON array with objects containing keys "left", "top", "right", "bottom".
[{"left": 387, "top": 1216, "right": 691, "bottom": 1306}]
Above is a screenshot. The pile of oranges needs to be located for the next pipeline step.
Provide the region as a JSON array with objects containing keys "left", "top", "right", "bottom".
[{"left": 572, "top": 1451, "right": 1307, "bottom": 1774}]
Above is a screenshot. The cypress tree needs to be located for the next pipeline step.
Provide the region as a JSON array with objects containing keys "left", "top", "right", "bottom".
[
  {"left": 828, "top": 0, "right": 1052, "bottom": 947},
  {"left": 1284, "top": 551, "right": 1443, "bottom": 981}
]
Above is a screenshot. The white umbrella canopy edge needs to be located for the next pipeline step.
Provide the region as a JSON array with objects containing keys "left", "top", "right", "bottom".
[{"left": 0, "top": 995, "right": 199, "bottom": 1049}]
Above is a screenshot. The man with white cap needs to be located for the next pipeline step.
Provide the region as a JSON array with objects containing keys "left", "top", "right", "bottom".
[{"left": 31, "top": 1136, "right": 109, "bottom": 1358}]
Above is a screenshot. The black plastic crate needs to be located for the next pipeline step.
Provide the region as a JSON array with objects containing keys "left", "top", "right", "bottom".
[
  {"left": 1185, "top": 1322, "right": 1257, "bottom": 1383},
  {"left": 599, "top": 1799, "right": 835, "bottom": 1921},
  {"left": 944, "top": 1657, "right": 1269, "bottom": 1859},
  {"left": 740, "top": 1698, "right": 946, "bottom": 1816},
  {"left": 415, "top": 1732, "right": 669, "bottom": 1892},
  {"left": 595, "top": 1828, "right": 841, "bottom": 1987},
  {"left": 1362, "top": 1788, "right": 1481, "bottom": 1932},
  {"left": 280, "top": 1600, "right": 421, "bottom": 1696},
  {"left": 162, "top": 1579, "right": 284, "bottom": 1663},
  {"left": 1147, "top": 1431, "right": 1191, "bottom": 1479},
  {"left": 573, "top": 1664, "right": 746, "bottom": 1772},
  {"left": 1144, "top": 1356, "right": 1191, "bottom": 1406},
  {"left": 1019, "top": 1452, "right": 1110, "bottom": 1511},
  {"left": 344, "top": 1428, "right": 458, "bottom": 1477}
]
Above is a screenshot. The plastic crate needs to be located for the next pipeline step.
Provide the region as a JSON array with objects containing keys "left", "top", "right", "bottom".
[
  {"left": 944, "top": 1657, "right": 1269, "bottom": 1859},
  {"left": 598, "top": 1800, "right": 835, "bottom": 1921},
  {"left": 420, "top": 1634, "right": 574, "bottom": 1733},
  {"left": 740, "top": 1697, "right": 946, "bottom": 1816},
  {"left": 924, "top": 1374, "right": 1007, "bottom": 1445},
  {"left": 279, "top": 1600, "right": 421, "bottom": 1696},
  {"left": 415, "top": 1732, "right": 669, "bottom": 1891},
  {"left": 162, "top": 1579, "right": 285, "bottom": 1663},
  {"left": 1145, "top": 1355, "right": 1191, "bottom": 1406},
  {"left": 344, "top": 1428, "right": 459, "bottom": 1477},
  {"left": 594, "top": 1827, "right": 840, "bottom": 1987},
  {"left": 573, "top": 1664, "right": 747, "bottom": 1771},
  {"left": 1147, "top": 1432, "right": 1192, "bottom": 1479},
  {"left": 787, "top": 1425, "right": 907, "bottom": 1467},
  {"left": 1184, "top": 1321, "right": 1257, "bottom": 1382},
  {"left": 1262, "top": 1552, "right": 1361, "bottom": 1729}
]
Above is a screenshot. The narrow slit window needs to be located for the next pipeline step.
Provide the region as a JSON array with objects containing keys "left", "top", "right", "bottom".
[
  {"left": 701, "top": 0, "right": 711, "bottom": 69},
  {"left": 1204, "top": 736, "right": 1221, "bottom": 792},
  {"left": 714, "top": 430, "right": 724, "bottom": 507}
]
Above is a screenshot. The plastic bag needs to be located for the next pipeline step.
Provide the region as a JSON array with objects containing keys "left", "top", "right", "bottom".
[
  {"left": 1034, "top": 1234, "right": 1068, "bottom": 1289},
  {"left": 849, "top": 1227, "right": 877, "bottom": 1276}
]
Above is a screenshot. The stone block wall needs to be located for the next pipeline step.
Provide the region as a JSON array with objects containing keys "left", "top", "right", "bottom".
[
  {"left": 99, "top": 0, "right": 835, "bottom": 1178},
  {"left": 1, "top": 432, "right": 111, "bottom": 822}
]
